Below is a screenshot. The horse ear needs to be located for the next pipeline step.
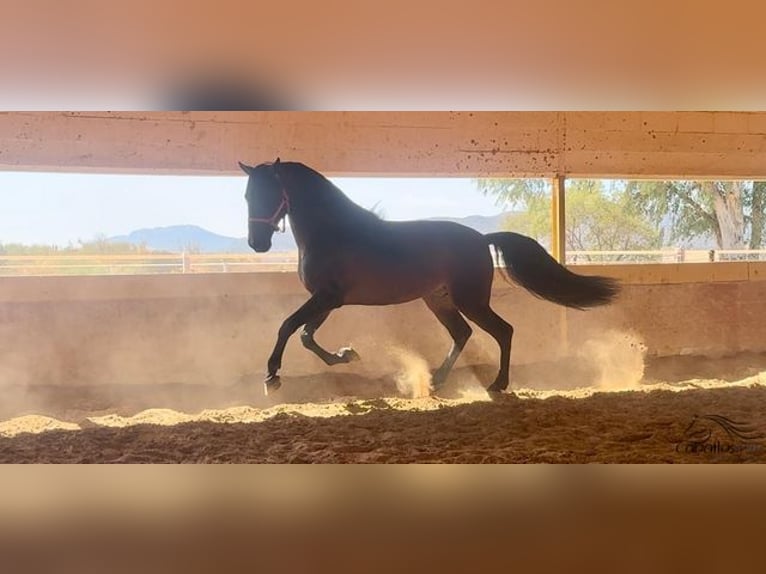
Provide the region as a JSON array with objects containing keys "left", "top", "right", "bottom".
[
  {"left": 274, "top": 157, "right": 281, "bottom": 165},
  {"left": 238, "top": 161, "right": 254, "bottom": 175}
]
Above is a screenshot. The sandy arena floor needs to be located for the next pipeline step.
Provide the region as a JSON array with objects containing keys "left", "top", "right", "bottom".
[{"left": 1, "top": 352, "right": 766, "bottom": 463}]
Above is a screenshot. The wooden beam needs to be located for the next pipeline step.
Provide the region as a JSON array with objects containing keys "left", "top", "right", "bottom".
[
  {"left": 3, "top": 112, "right": 766, "bottom": 178},
  {"left": 551, "top": 175, "right": 566, "bottom": 263}
]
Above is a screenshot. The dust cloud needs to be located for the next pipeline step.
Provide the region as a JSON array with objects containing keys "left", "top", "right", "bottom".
[
  {"left": 0, "top": 288, "right": 305, "bottom": 421},
  {"left": 387, "top": 346, "right": 433, "bottom": 399},
  {"left": 577, "top": 330, "right": 647, "bottom": 391}
]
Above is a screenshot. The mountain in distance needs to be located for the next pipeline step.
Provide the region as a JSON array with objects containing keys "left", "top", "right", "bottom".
[
  {"left": 110, "top": 225, "right": 249, "bottom": 253},
  {"left": 109, "top": 214, "right": 512, "bottom": 253}
]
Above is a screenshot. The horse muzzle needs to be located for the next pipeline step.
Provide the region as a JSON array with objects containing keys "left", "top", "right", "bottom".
[{"left": 248, "top": 237, "right": 272, "bottom": 252}]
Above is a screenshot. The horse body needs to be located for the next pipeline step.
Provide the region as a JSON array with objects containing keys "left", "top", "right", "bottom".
[
  {"left": 240, "top": 159, "right": 620, "bottom": 395},
  {"left": 297, "top": 219, "right": 491, "bottom": 306}
]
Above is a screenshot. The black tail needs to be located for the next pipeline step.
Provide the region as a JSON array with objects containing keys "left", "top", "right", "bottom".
[{"left": 485, "top": 232, "right": 620, "bottom": 310}]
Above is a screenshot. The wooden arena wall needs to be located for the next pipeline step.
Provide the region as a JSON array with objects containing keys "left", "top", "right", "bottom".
[{"left": 0, "top": 265, "right": 764, "bottom": 386}]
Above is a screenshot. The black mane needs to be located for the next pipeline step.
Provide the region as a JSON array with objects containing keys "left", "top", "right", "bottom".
[{"left": 280, "top": 162, "right": 383, "bottom": 228}]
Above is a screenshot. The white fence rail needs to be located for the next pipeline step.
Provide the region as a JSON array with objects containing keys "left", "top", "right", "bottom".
[
  {"left": 2, "top": 249, "right": 766, "bottom": 276},
  {"left": 0, "top": 252, "right": 300, "bottom": 276},
  {"left": 566, "top": 249, "right": 766, "bottom": 264}
]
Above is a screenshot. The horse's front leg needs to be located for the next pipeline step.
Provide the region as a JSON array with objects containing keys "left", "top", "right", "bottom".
[
  {"left": 265, "top": 292, "right": 342, "bottom": 394},
  {"left": 300, "top": 311, "right": 360, "bottom": 366}
]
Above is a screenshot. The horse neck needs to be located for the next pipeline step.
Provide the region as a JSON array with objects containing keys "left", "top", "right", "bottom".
[
  {"left": 285, "top": 191, "right": 344, "bottom": 249},
  {"left": 283, "top": 169, "right": 378, "bottom": 248}
]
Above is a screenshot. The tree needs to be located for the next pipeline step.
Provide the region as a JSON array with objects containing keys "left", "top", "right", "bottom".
[
  {"left": 480, "top": 179, "right": 552, "bottom": 244},
  {"left": 76, "top": 234, "right": 150, "bottom": 254},
  {"left": 480, "top": 177, "right": 766, "bottom": 254},
  {"left": 626, "top": 180, "right": 766, "bottom": 250},
  {"left": 477, "top": 178, "right": 661, "bottom": 260},
  {"left": 751, "top": 182, "right": 766, "bottom": 249}
]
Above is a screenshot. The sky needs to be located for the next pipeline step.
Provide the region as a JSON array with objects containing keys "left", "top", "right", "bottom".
[{"left": 0, "top": 172, "right": 504, "bottom": 246}]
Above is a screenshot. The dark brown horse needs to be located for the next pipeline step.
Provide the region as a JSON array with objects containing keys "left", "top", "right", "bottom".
[{"left": 240, "top": 159, "right": 620, "bottom": 395}]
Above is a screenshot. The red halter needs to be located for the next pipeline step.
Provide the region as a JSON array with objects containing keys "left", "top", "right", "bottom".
[{"left": 248, "top": 186, "right": 290, "bottom": 232}]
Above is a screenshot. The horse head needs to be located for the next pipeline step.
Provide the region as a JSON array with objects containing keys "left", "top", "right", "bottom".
[{"left": 240, "top": 158, "right": 288, "bottom": 252}]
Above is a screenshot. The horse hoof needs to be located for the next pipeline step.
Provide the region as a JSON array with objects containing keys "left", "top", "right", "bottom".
[
  {"left": 431, "top": 370, "right": 448, "bottom": 389},
  {"left": 339, "top": 347, "right": 361, "bottom": 362},
  {"left": 487, "top": 382, "right": 507, "bottom": 394},
  {"left": 264, "top": 374, "right": 281, "bottom": 395}
]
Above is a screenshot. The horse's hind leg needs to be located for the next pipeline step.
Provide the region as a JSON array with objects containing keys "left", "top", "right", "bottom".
[
  {"left": 300, "top": 311, "right": 360, "bottom": 365},
  {"left": 423, "top": 288, "right": 472, "bottom": 389},
  {"left": 452, "top": 286, "right": 514, "bottom": 393}
]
